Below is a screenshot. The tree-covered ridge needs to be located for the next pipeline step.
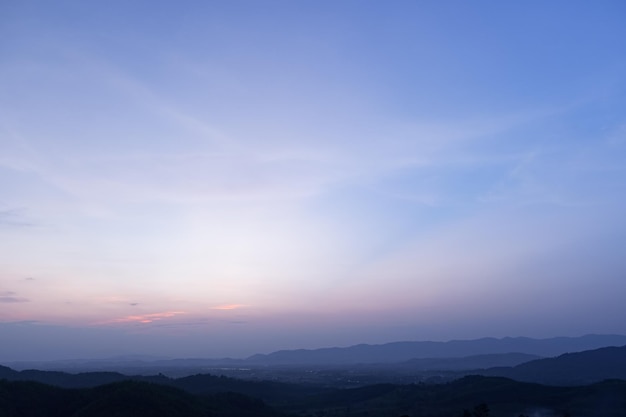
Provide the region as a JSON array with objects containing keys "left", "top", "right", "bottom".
[
  {"left": 485, "top": 345, "right": 626, "bottom": 385},
  {"left": 0, "top": 379, "right": 286, "bottom": 417},
  {"left": 2, "top": 343, "right": 626, "bottom": 416},
  {"left": 0, "top": 364, "right": 329, "bottom": 404},
  {"left": 2, "top": 371, "right": 626, "bottom": 416},
  {"left": 286, "top": 376, "right": 626, "bottom": 417}
]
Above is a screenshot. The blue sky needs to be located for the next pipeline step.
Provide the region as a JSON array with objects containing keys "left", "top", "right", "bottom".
[{"left": 1, "top": 0, "right": 626, "bottom": 360}]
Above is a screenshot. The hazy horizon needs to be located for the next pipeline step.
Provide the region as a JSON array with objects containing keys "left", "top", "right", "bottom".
[
  {"left": 4, "top": 332, "right": 626, "bottom": 363},
  {"left": 2, "top": 1, "right": 626, "bottom": 362}
]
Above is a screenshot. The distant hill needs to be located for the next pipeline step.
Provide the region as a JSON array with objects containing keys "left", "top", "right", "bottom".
[
  {"left": 4, "top": 356, "right": 245, "bottom": 373},
  {"left": 4, "top": 343, "right": 626, "bottom": 397},
  {"left": 0, "top": 364, "right": 153, "bottom": 388},
  {"left": 8, "top": 335, "right": 625, "bottom": 372},
  {"left": 397, "top": 352, "right": 541, "bottom": 371},
  {"left": 484, "top": 344, "right": 626, "bottom": 385},
  {"left": 245, "top": 334, "right": 626, "bottom": 365}
]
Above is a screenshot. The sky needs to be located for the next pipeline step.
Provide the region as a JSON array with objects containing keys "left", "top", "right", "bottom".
[{"left": 1, "top": 0, "right": 626, "bottom": 361}]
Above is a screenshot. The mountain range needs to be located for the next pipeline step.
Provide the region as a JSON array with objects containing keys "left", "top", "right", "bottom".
[
  {"left": 3, "top": 341, "right": 626, "bottom": 416},
  {"left": 244, "top": 334, "right": 626, "bottom": 365},
  {"left": 2, "top": 366, "right": 626, "bottom": 416},
  {"left": 3, "top": 337, "right": 626, "bottom": 388},
  {"left": 8, "top": 334, "right": 626, "bottom": 371}
]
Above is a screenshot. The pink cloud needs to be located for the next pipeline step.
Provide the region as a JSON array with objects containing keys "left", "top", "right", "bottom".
[{"left": 95, "top": 311, "right": 187, "bottom": 325}]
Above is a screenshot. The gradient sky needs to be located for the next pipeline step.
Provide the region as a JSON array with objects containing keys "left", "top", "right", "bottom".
[{"left": 1, "top": 0, "right": 626, "bottom": 361}]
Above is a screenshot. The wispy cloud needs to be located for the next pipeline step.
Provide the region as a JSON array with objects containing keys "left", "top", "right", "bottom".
[
  {"left": 96, "top": 311, "right": 187, "bottom": 325},
  {"left": 211, "top": 304, "right": 246, "bottom": 310},
  {"left": 0, "top": 291, "right": 29, "bottom": 303},
  {"left": 1, "top": 45, "right": 557, "bottom": 210},
  {"left": 0, "top": 208, "right": 33, "bottom": 227},
  {"left": 96, "top": 296, "right": 136, "bottom": 305}
]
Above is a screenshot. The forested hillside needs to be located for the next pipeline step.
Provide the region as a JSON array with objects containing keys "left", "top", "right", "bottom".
[{"left": 2, "top": 370, "right": 626, "bottom": 416}]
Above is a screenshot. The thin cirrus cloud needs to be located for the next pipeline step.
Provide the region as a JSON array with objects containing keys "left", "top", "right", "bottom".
[
  {"left": 0, "top": 291, "right": 29, "bottom": 303},
  {"left": 211, "top": 304, "right": 246, "bottom": 311},
  {"left": 0, "top": 209, "right": 33, "bottom": 228},
  {"left": 96, "top": 311, "right": 187, "bottom": 325},
  {"left": 0, "top": 1, "right": 625, "bottom": 359},
  {"left": 1, "top": 33, "right": 560, "bottom": 209}
]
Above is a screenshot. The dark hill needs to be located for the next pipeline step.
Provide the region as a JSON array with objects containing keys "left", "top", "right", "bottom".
[
  {"left": 72, "top": 381, "right": 206, "bottom": 417},
  {"left": 0, "top": 365, "right": 170, "bottom": 389},
  {"left": 3, "top": 366, "right": 626, "bottom": 416},
  {"left": 485, "top": 344, "right": 626, "bottom": 385},
  {"left": 281, "top": 376, "right": 626, "bottom": 417},
  {"left": 165, "top": 373, "right": 327, "bottom": 404},
  {"left": 0, "top": 364, "right": 326, "bottom": 405},
  {"left": 0, "top": 380, "right": 83, "bottom": 417},
  {"left": 0, "top": 379, "right": 285, "bottom": 417}
]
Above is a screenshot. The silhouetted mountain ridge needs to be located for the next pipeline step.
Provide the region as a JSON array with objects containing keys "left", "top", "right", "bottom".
[
  {"left": 484, "top": 344, "right": 626, "bottom": 385},
  {"left": 4, "top": 374, "right": 626, "bottom": 416},
  {"left": 0, "top": 379, "right": 284, "bottom": 417},
  {"left": 245, "top": 334, "right": 626, "bottom": 365},
  {"left": 9, "top": 334, "right": 625, "bottom": 371},
  {"left": 0, "top": 364, "right": 329, "bottom": 404},
  {"left": 297, "top": 376, "right": 626, "bottom": 416}
]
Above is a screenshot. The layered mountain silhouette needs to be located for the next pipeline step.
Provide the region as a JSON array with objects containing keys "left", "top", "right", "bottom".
[
  {"left": 244, "top": 334, "right": 626, "bottom": 365},
  {"left": 2, "top": 373, "right": 626, "bottom": 417},
  {"left": 3, "top": 337, "right": 626, "bottom": 417},
  {"left": 11, "top": 334, "right": 624, "bottom": 372},
  {"left": 0, "top": 365, "right": 324, "bottom": 403},
  {"left": 3, "top": 340, "right": 626, "bottom": 391},
  {"left": 484, "top": 344, "right": 626, "bottom": 385}
]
